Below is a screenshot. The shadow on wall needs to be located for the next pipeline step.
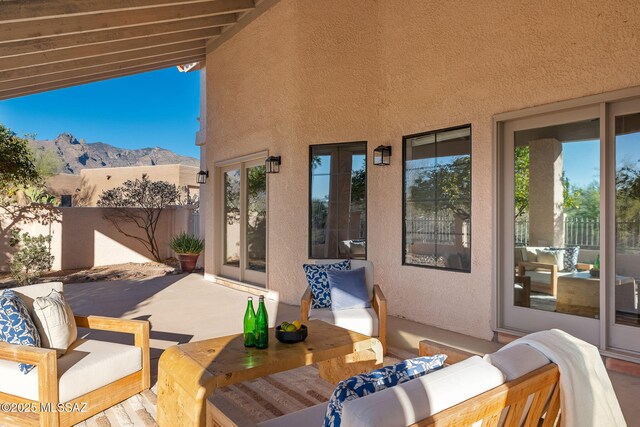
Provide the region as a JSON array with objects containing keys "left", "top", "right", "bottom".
[
  {"left": 1, "top": 206, "right": 192, "bottom": 271},
  {"left": 0, "top": 205, "right": 61, "bottom": 270}
]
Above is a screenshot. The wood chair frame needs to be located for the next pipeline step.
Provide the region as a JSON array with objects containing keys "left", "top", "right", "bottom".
[
  {"left": 300, "top": 284, "right": 387, "bottom": 354},
  {"left": 0, "top": 315, "right": 150, "bottom": 427}
]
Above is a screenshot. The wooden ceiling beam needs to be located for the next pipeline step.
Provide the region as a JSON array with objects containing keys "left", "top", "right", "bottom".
[
  {"left": 0, "top": 0, "right": 252, "bottom": 44},
  {"left": 0, "top": 55, "right": 206, "bottom": 100},
  {"left": 0, "top": 16, "right": 226, "bottom": 58},
  {"left": 206, "top": 0, "right": 278, "bottom": 53},
  {"left": 0, "top": 41, "right": 207, "bottom": 81},
  {"left": 0, "top": 51, "right": 206, "bottom": 92},
  {"left": 1, "top": 0, "right": 215, "bottom": 22},
  {"left": 0, "top": 28, "right": 215, "bottom": 72}
]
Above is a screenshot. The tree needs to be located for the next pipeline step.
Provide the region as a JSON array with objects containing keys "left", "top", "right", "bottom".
[
  {"left": 9, "top": 229, "right": 54, "bottom": 285},
  {"left": 408, "top": 156, "right": 471, "bottom": 220},
  {"left": 0, "top": 124, "right": 40, "bottom": 201},
  {"left": 97, "top": 174, "right": 182, "bottom": 262},
  {"left": 514, "top": 146, "right": 530, "bottom": 219}
]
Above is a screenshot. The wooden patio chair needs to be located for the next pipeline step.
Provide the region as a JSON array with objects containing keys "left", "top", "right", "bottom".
[{"left": 0, "top": 282, "right": 150, "bottom": 427}]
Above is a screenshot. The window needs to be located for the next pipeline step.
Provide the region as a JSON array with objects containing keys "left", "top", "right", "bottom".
[
  {"left": 403, "top": 125, "right": 471, "bottom": 271},
  {"left": 309, "top": 142, "right": 367, "bottom": 259}
]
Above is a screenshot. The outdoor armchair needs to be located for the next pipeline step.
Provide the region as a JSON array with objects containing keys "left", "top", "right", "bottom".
[
  {"left": 0, "top": 282, "right": 150, "bottom": 427},
  {"left": 300, "top": 260, "right": 387, "bottom": 354}
]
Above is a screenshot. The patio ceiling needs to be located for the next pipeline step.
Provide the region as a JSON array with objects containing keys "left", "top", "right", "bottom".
[{"left": 0, "top": 0, "right": 278, "bottom": 100}]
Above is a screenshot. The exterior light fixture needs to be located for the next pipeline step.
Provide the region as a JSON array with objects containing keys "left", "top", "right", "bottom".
[
  {"left": 265, "top": 156, "right": 281, "bottom": 174},
  {"left": 196, "top": 170, "right": 209, "bottom": 184},
  {"left": 373, "top": 145, "right": 392, "bottom": 166}
]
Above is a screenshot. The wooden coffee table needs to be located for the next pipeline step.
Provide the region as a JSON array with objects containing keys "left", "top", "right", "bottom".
[{"left": 156, "top": 319, "right": 383, "bottom": 426}]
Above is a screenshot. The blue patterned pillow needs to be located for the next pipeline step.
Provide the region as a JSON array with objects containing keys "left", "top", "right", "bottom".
[
  {"left": 324, "top": 355, "right": 447, "bottom": 427},
  {"left": 303, "top": 260, "right": 350, "bottom": 309},
  {"left": 0, "top": 290, "right": 41, "bottom": 374},
  {"left": 550, "top": 246, "right": 580, "bottom": 272}
]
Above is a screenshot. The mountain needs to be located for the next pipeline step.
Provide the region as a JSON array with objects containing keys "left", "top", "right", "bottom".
[{"left": 30, "top": 133, "right": 199, "bottom": 175}]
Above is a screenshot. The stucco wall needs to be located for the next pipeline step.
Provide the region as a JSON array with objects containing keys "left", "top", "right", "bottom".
[
  {"left": 203, "top": 0, "right": 640, "bottom": 339},
  {"left": 78, "top": 164, "right": 199, "bottom": 206},
  {"left": 1, "top": 206, "right": 193, "bottom": 271}
]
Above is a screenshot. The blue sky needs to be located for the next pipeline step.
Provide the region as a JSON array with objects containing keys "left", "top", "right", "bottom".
[
  {"left": 0, "top": 67, "right": 201, "bottom": 158},
  {"left": 564, "top": 133, "right": 640, "bottom": 189}
]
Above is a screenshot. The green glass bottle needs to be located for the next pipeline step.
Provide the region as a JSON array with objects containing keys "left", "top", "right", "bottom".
[
  {"left": 255, "top": 296, "right": 269, "bottom": 349},
  {"left": 244, "top": 297, "right": 256, "bottom": 347}
]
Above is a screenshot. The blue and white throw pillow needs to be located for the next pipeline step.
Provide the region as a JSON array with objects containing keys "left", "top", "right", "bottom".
[
  {"left": 303, "top": 260, "right": 350, "bottom": 309},
  {"left": 549, "top": 246, "right": 580, "bottom": 272},
  {"left": 324, "top": 354, "right": 447, "bottom": 427},
  {"left": 0, "top": 290, "right": 41, "bottom": 374}
]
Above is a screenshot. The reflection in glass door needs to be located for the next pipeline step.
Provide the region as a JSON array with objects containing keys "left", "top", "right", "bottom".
[
  {"left": 610, "top": 100, "right": 640, "bottom": 352},
  {"left": 502, "top": 105, "right": 602, "bottom": 345},
  {"left": 220, "top": 160, "right": 267, "bottom": 287}
]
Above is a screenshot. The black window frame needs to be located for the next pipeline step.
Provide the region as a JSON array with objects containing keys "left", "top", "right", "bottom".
[
  {"left": 402, "top": 124, "right": 472, "bottom": 273},
  {"left": 308, "top": 141, "right": 368, "bottom": 260}
]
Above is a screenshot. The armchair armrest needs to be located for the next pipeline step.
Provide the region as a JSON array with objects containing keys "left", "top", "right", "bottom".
[
  {"left": 517, "top": 261, "right": 558, "bottom": 273},
  {"left": 74, "top": 315, "right": 150, "bottom": 389},
  {"left": 0, "top": 342, "right": 58, "bottom": 419},
  {"left": 372, "top": 285, "right": 387, "bottom": 354},
  {"left": 300, "top": 288, "right": 312, "bottom": 322}
]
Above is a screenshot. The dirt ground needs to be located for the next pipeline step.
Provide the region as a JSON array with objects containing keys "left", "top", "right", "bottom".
[{"left": 0, "top": 258, "right": 198, "bottom": 287}]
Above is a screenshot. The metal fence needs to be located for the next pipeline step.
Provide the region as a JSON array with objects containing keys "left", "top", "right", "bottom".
[
  {"left": 406, "top": 216, "right": 470, "bottom": 245},
  {"left": 516, "top": 217, "right": 608, "bottom": 249}
]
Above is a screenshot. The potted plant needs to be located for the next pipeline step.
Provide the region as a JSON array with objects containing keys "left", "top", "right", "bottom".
[{"left": 170, "top": 232, "right": 204, "bottom": 273}]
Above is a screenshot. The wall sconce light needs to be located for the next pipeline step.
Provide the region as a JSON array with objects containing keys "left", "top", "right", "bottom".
[
  {"left": 196, "top": 170, "right": 209, "bottom": 184},
  {"left": 373, "top": 145, "right": 392, "bottom": 166},
  {"left": 265, "top": 156, "right": 281, "bottom": 174}
]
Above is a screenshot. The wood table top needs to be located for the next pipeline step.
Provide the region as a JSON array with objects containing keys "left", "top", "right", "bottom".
[{"left": 175, "top": 319, "right": 378, "bottom": 388}]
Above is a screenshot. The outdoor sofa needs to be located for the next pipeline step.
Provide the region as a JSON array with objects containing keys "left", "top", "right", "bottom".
[
  {"left": 0, "top": 282, "right": 150, "bottom": 427},
  {"left": 211, "top": 344, "right": 561, "bottom": 427}
]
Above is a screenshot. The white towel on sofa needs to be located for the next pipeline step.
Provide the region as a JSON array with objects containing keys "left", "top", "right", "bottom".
[{"left": 503, "top": 329, "right": 626, "bottom": 427}]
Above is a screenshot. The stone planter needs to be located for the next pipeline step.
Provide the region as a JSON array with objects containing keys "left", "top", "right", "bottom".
[{"left": 177, "top": 254, "right": 200, "bottom": 273}]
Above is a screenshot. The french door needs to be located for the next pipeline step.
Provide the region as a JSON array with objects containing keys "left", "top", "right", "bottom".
[
  {"left": 608, "top": 98, "right": 640, "bottom": 353},
  {"left": 500, "top": 105, "right": 602, "bottom": 345},
  {"left": 220, "top": 158, "right": 267, "bottom": 287},
  {"left": 500, "top": 95, "right": 640, "bottom": 355}
]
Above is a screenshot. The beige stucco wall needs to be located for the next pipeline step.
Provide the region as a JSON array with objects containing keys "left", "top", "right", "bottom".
[
  {"left": 202, "top": 0, "right": 640, "bottom": 339},
  {"left": 77, "top": 164, "right": 199, "bottom": 206},
  {"left": 1, "top": 206, "right": 193, "bottom": 271}
]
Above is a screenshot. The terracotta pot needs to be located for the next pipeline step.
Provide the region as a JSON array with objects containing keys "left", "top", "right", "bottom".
[{"left": 177, "top": 254, "right": 200, "bottom": 273}]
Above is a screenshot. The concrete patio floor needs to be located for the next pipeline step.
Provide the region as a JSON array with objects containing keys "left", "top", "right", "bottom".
[{"left": 64, "top": 273, "right": 640, "bottom": 425}]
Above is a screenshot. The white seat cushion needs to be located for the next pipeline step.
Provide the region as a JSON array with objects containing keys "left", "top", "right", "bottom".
[
  {"left": 341, "top": 356, "right": 505, "bottom": 427},
  {"left": 0, "top": 338, "right": 141, "bottom": 402},
  {"left": 258, "top": 402, "right": 328, "bottom": 427},
  {"left": 309, "top": 307, "right": 378, "bottom": 337}
]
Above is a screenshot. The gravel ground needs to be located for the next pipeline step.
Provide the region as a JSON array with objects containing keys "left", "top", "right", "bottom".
[{"left": 0, "top": 258, "right": 199, "bottom": 287}]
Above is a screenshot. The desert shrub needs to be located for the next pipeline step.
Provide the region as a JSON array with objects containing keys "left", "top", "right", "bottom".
[{"left": 9, "top": 229, "right": 54, "bottom": 285}]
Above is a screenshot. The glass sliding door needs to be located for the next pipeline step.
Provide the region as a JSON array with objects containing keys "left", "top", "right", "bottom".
[
  {"left": 609, "top": 99, "right": 640, "bottom": 352},
  {"left": 244, "top": 161, "right": 267, "bottom": 284},
  {"left": 220, "top": 159, "right": 267, "bottom": 287},
  {"left": 501, "top": 105, "right": 602, "bottom": 345},
  {"left": 222, "top": 167, "right": 241, "bottom": 275}
]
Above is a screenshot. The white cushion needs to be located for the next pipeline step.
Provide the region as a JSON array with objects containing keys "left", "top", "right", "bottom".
[
  {"left": 258, "top": 402, "right": 328, "bottom": 427},
  {"left": 314, "top": 260, "right": 374, "bottom": 299},
  {"left": 9, "top": 282, "right": 64, "bottom": 313},
  {"left": 483, "top": 344, "right": 550, "bottom": 381},
  {"left": 341, "top": 356, "right": 505, "bottom": 427},
  {"left": 309, "top": 307, "right": 378, "bottom": 337},
  {"left": 32, "top": 290, "right": 77, "bottom": 356},
  {"left": 0, "top": 338, "right": 141, "bottom": 402}
]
